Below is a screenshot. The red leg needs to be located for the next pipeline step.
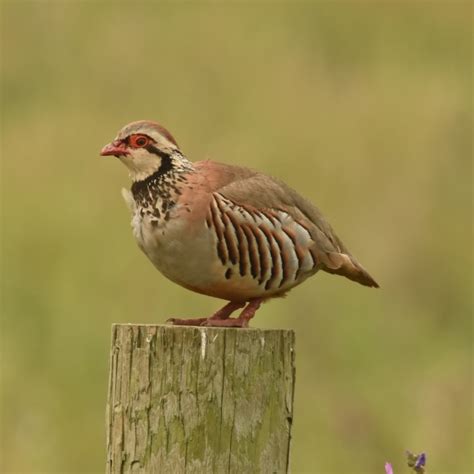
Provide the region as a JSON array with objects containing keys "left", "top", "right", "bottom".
[
  {"left": 201, "top": 299, "right": 264, "bottom": 328},
  {"left": 167, "top": 301, "right": 244, "bottom": 327},
  {"left": 208, "top": 301, "right": 245, "bottom": 320}
]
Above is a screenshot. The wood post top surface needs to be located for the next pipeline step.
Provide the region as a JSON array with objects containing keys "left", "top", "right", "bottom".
[{"left": 111, "top": 322, "right": 295, "bottom": 334}]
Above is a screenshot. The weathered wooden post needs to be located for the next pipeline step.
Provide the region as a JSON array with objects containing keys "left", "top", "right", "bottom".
[{"left": 106, "top": 324, "right": 295, "bottom": 473}]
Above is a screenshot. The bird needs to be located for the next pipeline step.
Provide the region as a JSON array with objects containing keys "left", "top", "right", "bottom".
[{"left": 101, "top": 120, "right": 378, "bottom": 328}]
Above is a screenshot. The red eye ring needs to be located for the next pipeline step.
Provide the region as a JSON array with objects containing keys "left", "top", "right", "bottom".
[{"left": 129, "top": 134, "right": 150, "bottom": 148}]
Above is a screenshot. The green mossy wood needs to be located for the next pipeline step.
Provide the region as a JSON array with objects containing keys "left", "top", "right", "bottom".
[{"left": 106, "top": 324, "right": 296, "bottom": 474}]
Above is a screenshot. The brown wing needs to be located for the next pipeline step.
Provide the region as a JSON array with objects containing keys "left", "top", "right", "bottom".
[{"left": 196, "top": 160, "right": 379, "bottom": 288}]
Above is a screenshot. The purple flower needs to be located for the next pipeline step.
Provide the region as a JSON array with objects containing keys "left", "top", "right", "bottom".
[
  {"left": 415, "top": 453, "right": 426, "bottom": 469},
  {"left": 406, "top": 450, "right": 427, "bottom": 473},
  {"left": 385, "top": 462, "right": 394, "bottom": 474}
]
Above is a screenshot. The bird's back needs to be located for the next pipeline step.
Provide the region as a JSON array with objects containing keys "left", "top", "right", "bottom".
[{"left": 195, "top": 160, "right": 378, "bottom": 288}]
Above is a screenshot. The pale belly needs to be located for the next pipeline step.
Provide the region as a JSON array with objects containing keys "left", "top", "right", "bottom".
[
  {"left": 135, "top": 214, "right": 217, "bottom": 292},
  {"left": 130, "top": 211, "right": 310, "bottom": 302}
]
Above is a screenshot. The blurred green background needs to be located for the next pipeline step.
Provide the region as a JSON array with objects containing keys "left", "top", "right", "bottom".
[{"left": 1, "top": 2, "right": 472, "bottom": 473}]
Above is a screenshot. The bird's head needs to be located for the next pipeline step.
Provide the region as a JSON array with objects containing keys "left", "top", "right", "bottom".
[{"left": 100, "top": 120, "right": 181, "bottom": 181}]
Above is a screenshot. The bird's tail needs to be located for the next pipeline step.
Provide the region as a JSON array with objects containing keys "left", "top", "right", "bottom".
[{"left": 323, "top": 252, "right": 379, "bottom": 288}]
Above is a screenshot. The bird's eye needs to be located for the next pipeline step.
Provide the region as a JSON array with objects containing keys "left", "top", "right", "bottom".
[{"left": 129, "top": 134, "right": 150, "bottom": 148}]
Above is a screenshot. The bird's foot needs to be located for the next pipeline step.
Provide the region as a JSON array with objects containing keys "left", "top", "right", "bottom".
[
  {"left": 167, "top": 299, "right": 263, "bottom": 329},
  {"left": 200, "top": 316, "right": 251, "bottom": 328},
  {"left": 201, "top": 298, "right": 263, "bottom": 328},
  {"left": 166, "top": 317, "right": 208, "bottom": 326},
  {"left": 167, "top": 316, "right": 249, "bottom": 328},
  {"left": 167, "top": 301, "right": 246, "bottom": 327}
]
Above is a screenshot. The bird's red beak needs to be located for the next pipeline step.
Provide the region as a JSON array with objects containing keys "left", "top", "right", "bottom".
[{"left": 100, "top": 140, "right": 128, "bottom": 157}]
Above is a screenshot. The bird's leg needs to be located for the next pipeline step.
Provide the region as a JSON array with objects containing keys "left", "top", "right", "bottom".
[
  {"left": 167, "top": 301, "right": 244, "bottom": 327},
  {"left": 208, "top": 301, "right": 246, "bottom": 321},
  {"left": 201, "top": 298, "right": 264, "bottom": 328}
]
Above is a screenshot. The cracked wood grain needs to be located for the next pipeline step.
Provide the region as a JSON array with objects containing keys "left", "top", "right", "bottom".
[{"left": 106, "top": 324, "right": 295, "bottom": 474}]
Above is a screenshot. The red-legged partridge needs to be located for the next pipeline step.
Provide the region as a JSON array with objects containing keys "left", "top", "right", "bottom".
[{"left": 101, "top": 120, "right": 378, "bottom": 327}]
